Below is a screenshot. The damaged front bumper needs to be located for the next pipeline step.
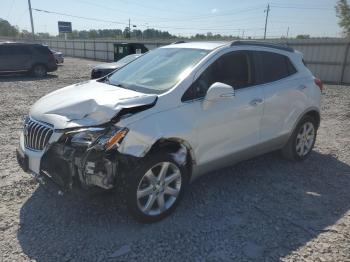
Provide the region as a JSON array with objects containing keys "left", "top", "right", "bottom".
[
  {"left": 40, "top": 142, "right": 117, "bottom": 190},
  {"left": 17, "top": 122, "right": 136, "bottom": 193}
]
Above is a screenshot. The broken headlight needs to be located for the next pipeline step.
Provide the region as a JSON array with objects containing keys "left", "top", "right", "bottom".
[{"left": 67, "top": 126, "right": 128, "bottom": 151}]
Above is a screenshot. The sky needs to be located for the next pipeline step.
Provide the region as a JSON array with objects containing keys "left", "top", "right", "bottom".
[{"left": 0, "top": 0, "right": 341, "bottom": 38}]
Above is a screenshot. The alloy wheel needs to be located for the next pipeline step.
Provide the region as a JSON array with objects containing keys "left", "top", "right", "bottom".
[
  {"left": 137, "top": 162, "right": 182, "bottom": 216},
  {"left": 296, "top": 122, "right": 315, "bottom": 157}
]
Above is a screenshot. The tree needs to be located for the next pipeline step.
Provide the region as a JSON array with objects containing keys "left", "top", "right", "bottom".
[
  {"left": 0, "top": 18, "right": 19, "bottom": 37},
  {"left": 335, "top": 0, "right": 350, "bottom": 36},
  {"left": 131, "top": 29, "right": 142, "bottom": 39},
  {"left": 296, "top": 34, "right": 310, "bottom": 39},
  {"left": 123, "top": 27, "right": 130, "bottom": 39}
]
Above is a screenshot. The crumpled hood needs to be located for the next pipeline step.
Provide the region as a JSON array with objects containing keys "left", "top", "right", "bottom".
[{"left": 30, "top": 80, "right": 157, "bottom": 129}]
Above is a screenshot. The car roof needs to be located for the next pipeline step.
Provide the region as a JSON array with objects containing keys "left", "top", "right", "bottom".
[
  {"left": 162, "top": 41, "right": 228, "bottom": 50},
  {"left": 161, "top": 40, "right": 295, "bottom": 53},
  {"left": 0, "top": 42, "right": 44, "bottom": 47}
]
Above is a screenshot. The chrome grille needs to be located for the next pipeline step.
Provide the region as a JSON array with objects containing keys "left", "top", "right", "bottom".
[{"left": 24, "top": 119, "right": 53, "bottom": 151}]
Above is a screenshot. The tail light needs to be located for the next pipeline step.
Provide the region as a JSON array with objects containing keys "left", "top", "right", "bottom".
[{"left": 314, "top": 78, "right": 323, "bottom": 92}]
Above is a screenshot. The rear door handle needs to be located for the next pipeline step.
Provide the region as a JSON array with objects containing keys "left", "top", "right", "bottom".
[{"left": 250, "top": 98, "right": 263, "bottom": 106}]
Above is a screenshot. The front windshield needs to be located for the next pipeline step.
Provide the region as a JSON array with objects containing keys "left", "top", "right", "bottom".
[{"left": 107, "top": 48, "right": 209, "bottom": 94}]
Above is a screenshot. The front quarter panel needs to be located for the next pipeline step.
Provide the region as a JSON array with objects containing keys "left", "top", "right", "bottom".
[{"left": 118, "top": 103, "right": 198, "bottom": 159}]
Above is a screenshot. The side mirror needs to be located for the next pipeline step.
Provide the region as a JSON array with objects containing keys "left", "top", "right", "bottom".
[{"left": 204, "top": 82, "right": 235, "bottom": 102}]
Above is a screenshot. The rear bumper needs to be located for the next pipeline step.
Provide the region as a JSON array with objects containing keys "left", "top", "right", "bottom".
[{"left": 47, "top": 63, "right": 58, "bottom": 72}]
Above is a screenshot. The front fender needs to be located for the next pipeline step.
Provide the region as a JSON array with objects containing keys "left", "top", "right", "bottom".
[{"left": 117, "top": 105, "right": 198, "bottom": 161}]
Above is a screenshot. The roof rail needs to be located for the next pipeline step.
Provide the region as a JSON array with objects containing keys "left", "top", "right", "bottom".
[
  {"left": 171, "top": 41, "right": 186, "bottom": 45},
  {"left": 230, "top": 40, "right": 294, "bottom": 52}
]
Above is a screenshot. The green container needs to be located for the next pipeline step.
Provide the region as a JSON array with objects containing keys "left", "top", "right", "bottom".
[{"left": 113, "top": 43, "right": 148, "bottom": 61}]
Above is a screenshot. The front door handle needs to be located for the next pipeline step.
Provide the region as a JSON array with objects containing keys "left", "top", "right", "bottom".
[{"left": 250, "top": 98, "right": 263, "bottom": 106}]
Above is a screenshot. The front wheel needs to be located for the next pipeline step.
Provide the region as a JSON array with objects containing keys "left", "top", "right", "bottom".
[
  {"left": 126, "top": 152, "right": 188, "bottom": 223},
  {"left": 282, "top": 115, "right": 317, "bottom": 161},
  {"left": 31, "top": 64, "right": 47, "bottom": 77}
]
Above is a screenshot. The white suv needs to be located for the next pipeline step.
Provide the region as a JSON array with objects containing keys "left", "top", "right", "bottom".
[{"left": 16, "top": 41, "right": 322, "bottom": 222}]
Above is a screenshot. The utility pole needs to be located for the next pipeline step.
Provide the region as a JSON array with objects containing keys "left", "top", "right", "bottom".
[
  {"left": 28, "top": 0, "right": 35, "bottom": 40},
  {"left": 286, "top": 27, "right": 290, "bottom": 38},
  {"left": 264, "top": 3, "right": 270, "bottom": 40},
  {"left": 128, "top": 18, "right": 131, "bottom": 39}
]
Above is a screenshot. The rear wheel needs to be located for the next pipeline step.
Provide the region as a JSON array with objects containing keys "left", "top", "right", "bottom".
[
  {"left": 31, "top": 64, "right": 47, "bottom": 77},
  {"left": 126, "top": 151, "right": 188, "bottom": 222},
  {"left": 282, "top": 115, "right": 317, "bottom": 161}
]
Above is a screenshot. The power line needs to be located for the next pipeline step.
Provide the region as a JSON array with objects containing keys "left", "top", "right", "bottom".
[
  {"left": 32, "top": 8, "right": 265, "bottom": 33},
  {"left": 82, "top": 0, "right": 201, "bottom": 16},
  {"left": 270, "top": 4, "right": 332, "bottom": 11},
  {"left": 75, "top": 0, "right": 180, "bottom": 21},
  {"left": 77, "top": 0, "right": 265, "bottom": 24},
  {"left": 6, "top": 0, "right": 16, "bottom": 20},
  {"left": 151, "top": 6, "right": 266, "bottom": 23},
  {"left": 118, "top": 0, "right": 206, "bottom": 15},
  {"left": 14, "top": 8, "right": 28, "bottom": 26},
  {"left": 32, "top": 8, "right": 128, "bottom": 25}
]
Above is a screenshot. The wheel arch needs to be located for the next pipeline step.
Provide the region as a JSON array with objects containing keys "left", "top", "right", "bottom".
[
  {"left": 304, "top": 110, "right": 320, "bottom": 129},
  {"left": 31, "top": 63, "right": 48, "bottom": 70},
  {"left": 285, "top": 107, "right": 320, "bottom": 143},
  {"left": 145, "top": 137, "right": 196, "bottom": 179}
]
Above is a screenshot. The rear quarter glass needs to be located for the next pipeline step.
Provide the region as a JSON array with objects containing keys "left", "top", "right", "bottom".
[{"left": 34, "top": 46, "right": 51, "bottom": 55}]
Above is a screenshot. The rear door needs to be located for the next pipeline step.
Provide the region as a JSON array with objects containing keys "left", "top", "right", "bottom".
[
  {"left": 14, "top": 45, "right": 33, "bottom": 70},
  {"left": 254, "top": 51, "right": 303, "bottom": 142}
]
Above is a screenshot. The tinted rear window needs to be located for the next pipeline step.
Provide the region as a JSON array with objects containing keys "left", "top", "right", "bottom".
[
  {"left": 33, "top": 45, "right": 51, "bottom": 55},
  {"left": 259, "top": 51, "right": 297, "bottom": 83}
]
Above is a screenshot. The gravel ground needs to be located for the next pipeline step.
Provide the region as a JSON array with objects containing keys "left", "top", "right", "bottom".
[{"left": 0, "top": 57, "right": 350, "bottom": 262}]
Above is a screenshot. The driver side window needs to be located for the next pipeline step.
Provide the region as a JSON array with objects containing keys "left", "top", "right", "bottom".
[{"left": 182, "top": 51, "right": 254, "bottom": 102}]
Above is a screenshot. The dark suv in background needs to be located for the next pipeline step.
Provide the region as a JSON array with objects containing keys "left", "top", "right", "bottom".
[{"left": 0, "top": 42, "right": 57, "bottom": 77}]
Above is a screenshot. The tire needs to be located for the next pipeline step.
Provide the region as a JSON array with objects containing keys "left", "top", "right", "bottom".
[
  {"left": 31, "top": 64, "right": 47, "bottom": 77},
  {"left": 126, "top": 151, "right": 188, "bottom": 223},
  {"left": 282, "top": 115, "right": 317, "bottom": 161}
]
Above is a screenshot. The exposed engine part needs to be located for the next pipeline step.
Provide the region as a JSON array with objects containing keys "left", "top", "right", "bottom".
[
  {"left": 83, "top": 158, "right": 116, "bottom": 189},
  {"left": 41, "top": 131, "right": 126, "bottom": 191}
]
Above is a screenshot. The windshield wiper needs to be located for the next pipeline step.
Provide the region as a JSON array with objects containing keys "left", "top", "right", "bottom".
[
  {"left": 111, "top": 82, "right": 128, "bottom": 89},
  {"left": 103, "top": 79, "right": 136, "bottom": 91}
]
